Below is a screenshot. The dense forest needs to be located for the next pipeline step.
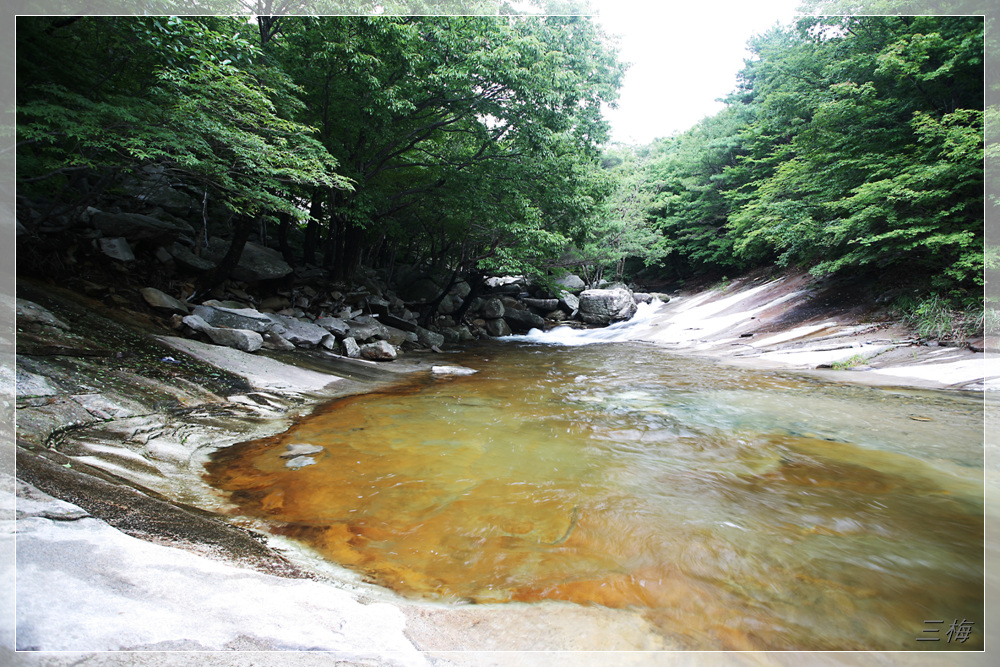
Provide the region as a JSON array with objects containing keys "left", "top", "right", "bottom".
[{"left": 15, "top": 13, "right": 986, "bottom": 334}]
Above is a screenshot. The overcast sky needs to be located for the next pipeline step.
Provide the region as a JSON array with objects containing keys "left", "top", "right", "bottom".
[{"left": 588, "top": 0, "right": 802, "bottom": 145}]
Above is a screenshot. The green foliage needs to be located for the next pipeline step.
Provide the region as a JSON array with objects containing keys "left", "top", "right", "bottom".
[
  {"left": 635, "top": 15, "right": 983, "bottom": 300},
  {"left": 892, "top": 293, "right": 984, "bottom": 341},
  {"left": 17, "top": 16, "right": 349, "bottom": 219}
]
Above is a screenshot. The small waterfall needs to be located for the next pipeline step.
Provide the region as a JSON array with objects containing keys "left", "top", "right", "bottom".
[{"left": 515, "top": 299, "right": 669, "bottom": 346}]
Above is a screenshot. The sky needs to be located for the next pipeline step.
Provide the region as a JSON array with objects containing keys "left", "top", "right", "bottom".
[{"left": 588, "top": 0, "right": 803, "bottom": 145}]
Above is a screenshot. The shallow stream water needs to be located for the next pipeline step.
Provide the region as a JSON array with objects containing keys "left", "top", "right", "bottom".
[{"left": 206, "top": 335, "right": 984, "bottom": 651}]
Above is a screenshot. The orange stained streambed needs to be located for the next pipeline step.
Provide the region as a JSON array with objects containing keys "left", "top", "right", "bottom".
[{"left": 205, "top": 341, "right": 985, "bottom": 650}]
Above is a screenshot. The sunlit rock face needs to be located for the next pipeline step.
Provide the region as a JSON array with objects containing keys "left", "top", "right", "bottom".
[{"left": 578, "top": 288, "right": 636, "bottom": 325}]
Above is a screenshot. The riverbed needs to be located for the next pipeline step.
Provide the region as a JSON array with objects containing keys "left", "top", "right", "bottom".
[{"left": 206, "top": 337, "right": 985, "bottom": 651}]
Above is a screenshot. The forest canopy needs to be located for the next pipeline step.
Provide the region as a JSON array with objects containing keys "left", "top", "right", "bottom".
[{"left": 16, "top": 13, "right": 985, "bottom": 310}]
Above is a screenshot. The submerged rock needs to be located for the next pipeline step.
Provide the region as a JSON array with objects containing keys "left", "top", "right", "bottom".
[
  {"left": 281, "top": 444, "right": 324, "bottom": 458},
  {"left": 431, "top": 365, "right": 478, "bottom": 376},
  {"left": 285, "top": 455, "right": 317, "bottom": 470}
]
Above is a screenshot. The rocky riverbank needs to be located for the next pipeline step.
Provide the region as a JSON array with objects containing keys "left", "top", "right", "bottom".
[{"left": 4, "top": 265, "right": 996, "bottom": 665}]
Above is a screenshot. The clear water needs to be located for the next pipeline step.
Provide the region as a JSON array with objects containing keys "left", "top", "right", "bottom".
[{"left": 206, "top": 340, "right": 984, "bottom": 650}]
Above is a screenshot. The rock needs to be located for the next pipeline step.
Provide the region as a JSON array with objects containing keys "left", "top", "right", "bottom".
[
  {"left": 320, "top": 333, "right": 339, "bottom": 351},
  {"left": 380, "top": 313, "right": 417, "bottom": 333},
  {"left": 415, "top": 326, "right": 445, "bottom": 348},
  {"left": 485, "top": 276, "right": 524, "bottom": 293},
  {"left": 91, "top": 211, "right": 194, "bottom": 244},
  {"left": 523, "top": 297, "right": 559, "bottom": 312},
  {"left": 168, "top": 243, "right": 216, "bottom": 272},
  {"left": 180, "top": 313, "right": 212, "bottom": 334},
  {"left": 203, "top": 238, "right": 293, "bottom": 283},
  {"left": 204, "top": 326, "right": 263, "bottom": 353},
  {"left": 431, "top": 365, "right": 478, "bottom": 376},
  {"left": 438, "top": 293, "right": 463, "bottom": 315},
  {"left": 486, "top": 318, "right": 512, "bottom": 337},
  {"left": 264, "top": 313, "right": 329, "bottom": 348},
  {"left": 346, "top": 318, "right": 388, "bottom": 344},
  {"left": 398, "top": 277, "right": 441, "bottom": 302},
  {"left": 261, "top": 331, "right": 296, "bottom": 351},
  {"left": 342, "top": 337, "right": 361, "bottom": 358},
  {"left": 285, "top": 455, "right": 317, "bottom": 470},
  {"left": 633, "top": 292, "right": 656, "bottom": 305},
  {"left": 554, "top": 273, "right": 586, "bottom": 292},
  {"left": 503, "top": 308, "right": 546, "bottom": 332},
  {"left": 481, "top": 298, "right": 505, "bottom": 319},
  {"left": 281, "top": 444, "right": 324, "bottom": 458},
  {"left": 123, "top": 169, "right": 196, "bottom": 214},
  {"left": 16, "top": 368, "right": 61, "bottom": 397},
  {"left": 451, "top": 281, "right": 472, "bottom": 298},
  {"left": 139, "top": 287, "right": 189, "bottom": 314},
  {"left": 16, "top": 298, "right": 71, "bottom": 330},
  {"left": 578, "top": 288, "right": 637, "bottom": 325},
  {"left": 192, "top": 304, "right": 277, "bottom": 334},
  {"left": 97, "top": 237, "right": 135, "bottom": 262},
  {"left": 559, "top": 292, "right": 580, "bottom": 313},
  {"left": 154, "top": 246, "right": 174, "bottom": 264},
  {"left": 381, "top": 325, "right": 418, "bottom": 346},
  {"left": 260, "top": 296, "right": 291, "bottom": 311},
  {"left": 315, "top": 316, "right": 350, "bottom": 338},
  {"left": 360, "top": 340, "right": 397, "bottom": 361}
]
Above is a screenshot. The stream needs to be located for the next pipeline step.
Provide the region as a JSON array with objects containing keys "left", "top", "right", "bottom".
[{"left": 205, "top": 318, "right": 985, "bottom": 651}]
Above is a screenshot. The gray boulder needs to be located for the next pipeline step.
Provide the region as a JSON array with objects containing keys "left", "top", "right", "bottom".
[
  {"left": 554, "top": 273, "right": 586, "bottom": 293},
  {"left": 168, "top": 243, "right": 216, "bottom": 272},
  {"left": 139, "top": 287, "right": 189, "bottom": 314},
  {"left": 97, "top": 237, "right": 135, "bottom": 262},
  {"left": 342, "top": 337, "right": 361, "bottom": 358},
  {"left": 261, "top": 331, "right": 296, "bottom": 351},
  {"left": 315, "top": 316, "right": 349, "bottom": 338},
  {"left": 415, "top": 326, "right": 445, "bottom": 348},
  {"left": 578, "top": 288, "right": 637, "bottom": 325},
  {"left": 16, "top": 298, "right": 70, "bottom": 330},
  {"left": 192, "top": 304, "right": 277, "bottom": 334},
  {"left": 503, "top": 309, "right": 546, "bottom": 332},
  {"left": 480, "top": 298, "right": 505, "bottom": 319},
  {"left": 92, "top": 211, "right": 194, "bottom": 244},
  {"left": 264, "top": 313, "right": 329, "bottom": 348},
  {"left": 360, "top": 340, "right": 397, "bottom": 361},
  {"left": 204, "top": 327, "right": 263, "bottom": 353},
  {"left": 486, "top": 318, "right": 512, "bottom": 337},
  {"left": 203, "top": 238, "right": 293, "bottom": 283},
  {"left": 523, "top": 297, "right": 559, "bottom": 313},
  {"left": 559, "top": 292, "right": 580, "bottom": 314}
]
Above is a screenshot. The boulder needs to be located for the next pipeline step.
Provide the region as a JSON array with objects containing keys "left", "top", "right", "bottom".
[
  {"left": 320, "top": 334, "right": 339, "bottom": 351},
  {"left": 342, "top": 337, "right": 361, "bottom": 358},
  {"left": 91, "top": 211, "right": 194, "bottom": 244},
  {"left": 261, "top": 331, "right": 296, "bottom": 351},
  {"left": 346, "top": 317, "right": 388, "bottom": 344},
  {"left": 415, "top": 326, "right": 445, "bottom": 348},
  {"left": 486, "top": 318, "right": 512, "bottom": 337},
  {"left": 554, "top": 273, "right": 586, "bottom": 293},
  {"left": 360, "top": 340, "right": 397, "bottom": 361},
  {"left": 203, "top": 238, "right": 293, "bottom": 283},
  {"left": 398, "top": 277, "right": 441, "bottom": 303},
  {"left": 192, "top": 304, "right": 277, "bottom": 334},
  {"left": 264, "top": 313, "right": 329, "bottom": 348},
  {"left": 503, "top": 309, "right": 546, "bottom": 333},
  {"left": 16, "top": 299, "right": 71, "bottom": 330},
  {"left": 438, "top": 293, "right": 463, "bottom": 315},
  {"left": 203, "top": 326, "right": 263, "bottom": 353},
  {"left": 168, "top": 243, "right": 216, "bottom": 272},
  {"left": 578, "top": 288, "right": 637, "bottom": 325},
  {"left": 140, "top": 287, "right": 189, "bottom": 314},
  {"left": 523, "top": 297, "right": 559, "bottom": 313},
  {"left": 315, "top": 316, "right": 350, "bottom": 337},
  {"left": 480, "top": 298, "right": 505, "bottom": 319},
  {"left": 259, "top": 295, "right": 291, "bottom": 311},
  {"left": 123, "top": 168, "right": 197, "bottom": 215},
  {"left": 559, "top": 292, "right": 580, "bottom": 314},
  {"left": 183, "top": 314, "right": 263, "bottom": 352},
  {"left": 97, "top": 237, "right": 135, "bottom": 262}
]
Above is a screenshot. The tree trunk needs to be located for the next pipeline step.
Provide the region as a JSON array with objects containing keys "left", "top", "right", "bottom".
[
  {"left": 276, "top": 211, "right": 294, "bottom": 266},
  {"left": 196, "top": 214, "right": 256, "bottom": 294},
  {"left": 452, "top": 270, "right": 485, "bottom": 323},
  {"left": 303, "top": 191, "right": 323, "bottom": 266}
]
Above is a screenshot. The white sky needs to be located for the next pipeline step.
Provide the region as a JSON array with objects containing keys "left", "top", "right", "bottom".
[{"left": 588, "top": 0, "right": 803, "bottom": 144}]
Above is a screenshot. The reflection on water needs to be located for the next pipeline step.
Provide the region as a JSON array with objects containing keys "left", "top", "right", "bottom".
[{"left": 206, "top": 342, "right": 984, "bottom": 650}]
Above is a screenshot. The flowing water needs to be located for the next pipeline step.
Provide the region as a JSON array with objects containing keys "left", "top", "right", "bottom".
[{"left": 206, "top": 324, "right": 984, "bottom": 650}]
